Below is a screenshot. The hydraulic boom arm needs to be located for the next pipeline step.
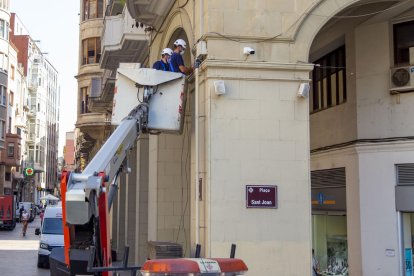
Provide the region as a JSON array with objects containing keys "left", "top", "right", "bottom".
[
  {"left": 60, "top": 68, "right": 186, "bottom": 275},
  {"left": 65, "top": 103, "right": 148, "bottom": 225}
]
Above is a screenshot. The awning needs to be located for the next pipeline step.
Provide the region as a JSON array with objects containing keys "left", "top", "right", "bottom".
[
  {"left": 12, "top": 172, "right": 24, "bottom": 180},
  {"left": 34, "top": 164, "right": 44, "bottom": 173}
]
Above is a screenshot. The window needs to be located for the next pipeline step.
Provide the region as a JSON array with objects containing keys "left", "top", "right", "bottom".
[
  {"left": 7, "top": 142, "right": 14, "bottom": 157},
  {"left": 28, "top": 145, "right": 34, "bottom": 162},
  {"left": 83, "top": 0, "right": 104, "bottom": 21},
  {"left": 0, "top": 120, "right": 4, "bottom": 140},
  {"left": 10, "top": 65, "right": 14, "bottom": 80},
  {"left": 80, "top": 87, "right": 89, "bottom": 114},
  {"left": 0, "top": 20, "right": 9, "bottom": 41},
  {"left": 9, "top": 91, "right": 13, "bottom": 106},
  {"left": 0, "top": 53, "right": 4, "bottom": 71},
  {"left": 82, "top": 38, "right": 101, "bottom": 65},
  {"left": 42, "top": 218, "right": 63, "bottom": 235},
  {"left": 0, "top": 20, "right": 4, "bottom": 39},
  {"left": 394, "top": 21, "right": 414, "bottom": 66},
  {"left": 36, "top": 119, "right": 40, "bottom": 138},
  {"left": 0, "top": 0, "right": 9, "bottom": 10},
  {"left": 5, "top": 172, "right": 10, "bottom": 181},
  {"left": 0, "top": 86, "right": 5, "bottom": 106},
  {"left": 8, "top": 116, "right": 10, "bottom": 133},
  {"left": 311, "top": 45, "right": 346, "bottom": 113}
]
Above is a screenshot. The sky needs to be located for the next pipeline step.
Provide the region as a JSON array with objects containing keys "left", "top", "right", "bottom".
[{"left": 11, "top": 0, "right": 80, "bottom": 157}]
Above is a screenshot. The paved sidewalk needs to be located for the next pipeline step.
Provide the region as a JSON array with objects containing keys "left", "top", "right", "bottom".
[{"left": 0, "top": 216, "right": 49, "bottom": 276}]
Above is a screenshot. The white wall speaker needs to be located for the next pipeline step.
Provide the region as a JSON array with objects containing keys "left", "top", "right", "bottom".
[
  {"left": 297, "top": 83, "right": 310, "bottom": 98},
  {"left": 214, "top": 80, "right": 226, "bottom": 95}
]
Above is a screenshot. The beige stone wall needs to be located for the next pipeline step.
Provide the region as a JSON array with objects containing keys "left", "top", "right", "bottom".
[
  {"left": 198, "top": 61, "right": 312, "bottom": 275},
  {"left": 136, "top": 0, "right": 385, "bottom": 274}
]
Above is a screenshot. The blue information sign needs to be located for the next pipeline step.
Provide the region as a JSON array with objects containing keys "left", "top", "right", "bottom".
[{"left": 406, "top": 248, "right": 413, "bottom": 276}]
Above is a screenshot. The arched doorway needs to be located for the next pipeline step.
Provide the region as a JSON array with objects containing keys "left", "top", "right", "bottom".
[
  {"left": 147, "top": 25, "right": 193, "bottom": 259},
  {"left": 303, "top": 1, "right": 414, "bottom": 275}
]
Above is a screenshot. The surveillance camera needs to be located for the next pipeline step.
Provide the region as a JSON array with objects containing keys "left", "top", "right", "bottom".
[{"left": 243, "top": 47, "right": 255, "bottom": 55}]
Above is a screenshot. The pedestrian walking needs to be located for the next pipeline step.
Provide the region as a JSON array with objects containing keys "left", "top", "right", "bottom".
[
  {"left": 21, "top": 210, "right": 29, "bottom": 237},
  {"left": 19, "top": 205, "right": 24, "bottom": 223},
  {"left": 40, "top": 210, "right": 44, "bottom": 226}
]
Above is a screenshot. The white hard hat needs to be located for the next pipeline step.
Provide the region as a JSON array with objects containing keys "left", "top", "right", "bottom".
[
  {"left": 174, "top": 39, "right": 187, "bottom": 49},
  {"left": 161, "top": 48, "right": 173, "bottom": 56}
]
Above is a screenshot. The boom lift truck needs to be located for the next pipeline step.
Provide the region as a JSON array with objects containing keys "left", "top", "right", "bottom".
[{"left": 58, "top": 67, "right": 248, "bottom": 275}]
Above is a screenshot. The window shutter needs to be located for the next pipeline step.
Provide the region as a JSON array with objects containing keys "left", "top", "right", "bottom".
[
  {"left": 311, "top": 167, "right": 346, "bottom": 189},
  {"left": 397, "top": 164, "right": 414, "bottom": 185}
]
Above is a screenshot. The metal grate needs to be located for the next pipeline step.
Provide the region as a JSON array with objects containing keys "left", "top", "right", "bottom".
[
  {"left": 397, "top": 164, "right": 414, "bottom": 185},
  {"left": 147, "top": 241, "right": 183, "bottom": 260},
  {"left": 311, "top": 167, "right": 346, "bottom": 189}
]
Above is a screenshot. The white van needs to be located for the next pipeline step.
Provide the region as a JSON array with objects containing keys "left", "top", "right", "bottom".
[{"left": 35, "top": 205, "right": 64, "bottom": 268}]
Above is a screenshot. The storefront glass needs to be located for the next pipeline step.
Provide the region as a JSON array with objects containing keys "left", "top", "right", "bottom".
[
  {"left": 402, "top": 212, "right": 414, "bottom": 276},
  {"left": 312, "top": 214, "right": 349, "bottom": 276}
]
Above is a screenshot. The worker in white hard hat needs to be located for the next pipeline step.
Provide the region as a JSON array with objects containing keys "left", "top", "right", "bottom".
[
  {"left": 152, "top": 48, "right": 173, "bottom": 71},
  {"left": 169, "top": 38, "right": 193, "bottom": 75}
]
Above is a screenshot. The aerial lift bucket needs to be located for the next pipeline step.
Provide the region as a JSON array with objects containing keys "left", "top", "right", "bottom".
[{"left": 112, "top": 64, "right": 187, "bottom": 134}]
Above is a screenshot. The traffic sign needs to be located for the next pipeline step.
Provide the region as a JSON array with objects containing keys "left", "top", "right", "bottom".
[{"left": 25, "top": 167, "right": 34, "bottom": 176}]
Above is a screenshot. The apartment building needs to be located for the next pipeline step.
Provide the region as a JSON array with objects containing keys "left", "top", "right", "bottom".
[
  {"left": 81, "top": 0, "right": 414, "bottom": 275},
  {"left": 63, "top": 131, "right": 75, "bottom": 171},
  {"left": 75, "top": 0, "right": 111, "bottom": 171},
  {"left": 0, "top": 1, "right": 23, "bottom": 198},
  {"left": 10, "top": 13, "right": 60, "bottom": 203}
]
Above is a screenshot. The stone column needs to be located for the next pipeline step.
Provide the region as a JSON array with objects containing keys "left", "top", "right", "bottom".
[
  {"left": 126, "top": 145, "right": 137, "bottom": 263},
  {"left": 117, "top": 172, "right": 127, "bottom": 257},
  {"left": 111, "top": 180, "right": 119, "bottom": 253},
  {"left": 136, "top": 135, "right": 149, "bottom": 265}
]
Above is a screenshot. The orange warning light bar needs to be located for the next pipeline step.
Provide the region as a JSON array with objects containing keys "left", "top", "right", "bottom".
[
  {"left": 141, "top": 258, "right": 248, "bottom": 275},
  {"left": 211, "top": 258, "right": 248, "bottom": 273}
]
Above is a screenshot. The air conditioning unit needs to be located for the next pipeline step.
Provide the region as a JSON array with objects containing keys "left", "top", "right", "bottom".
[{"left": 390, "top": 66, "right": 414, "bottom": 93}]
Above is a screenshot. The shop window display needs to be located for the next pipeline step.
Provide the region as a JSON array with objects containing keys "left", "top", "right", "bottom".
[{"left": 313, "top": 214, "right": 349, "bottom": 276}]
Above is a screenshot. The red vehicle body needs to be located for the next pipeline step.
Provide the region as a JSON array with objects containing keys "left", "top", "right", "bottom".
[{"left": 0, "top": 195, "right": 16, "bottom": 230}]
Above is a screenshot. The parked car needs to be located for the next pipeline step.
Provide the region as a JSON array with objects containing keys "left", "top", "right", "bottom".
[
  {"left": 15, "top": 202, "right": 36, "bottom": 222},
  {"left": 35, "top": 205, "right": 64, "bottom": 268}
]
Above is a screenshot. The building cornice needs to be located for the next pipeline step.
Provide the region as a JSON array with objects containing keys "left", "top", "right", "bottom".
[
  {"left": 202, "top": 33, "right": 294, "bottom": 43},
  {"left": 200, "top": 60, "right": 313, "bottom": 81},
  {"left": 311, "top": 140, "right": 414, "bottom": 158}
]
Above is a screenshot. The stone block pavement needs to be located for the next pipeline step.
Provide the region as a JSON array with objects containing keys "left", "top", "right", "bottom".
[{"left": 0, "top": 216, "right": 49, "bottom": 276}]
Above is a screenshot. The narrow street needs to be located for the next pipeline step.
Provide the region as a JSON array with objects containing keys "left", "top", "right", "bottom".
[{"left": 0, "top": 217, "right": 49, "bottom": 276}]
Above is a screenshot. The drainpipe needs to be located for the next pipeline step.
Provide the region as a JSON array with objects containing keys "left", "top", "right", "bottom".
[
  {"left": 194, "top": 0, "right": 204, "bottom": 250},
  {"left": 195, "top": 63, "right": 200, "bottom": 248}
]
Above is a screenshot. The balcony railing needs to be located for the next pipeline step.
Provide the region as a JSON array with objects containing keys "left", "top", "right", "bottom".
[
  {"left": 27, "top": 133, "right": 36, "bottom": 143},
  {"left": 100, "top": 8, "right": 147, "bottom": 70},
  {"left": 28, "top": 81, "right": 38, "bottom": 91},
  {"left": 76, "top": 112, "right": 111, "bottom": 129}
]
